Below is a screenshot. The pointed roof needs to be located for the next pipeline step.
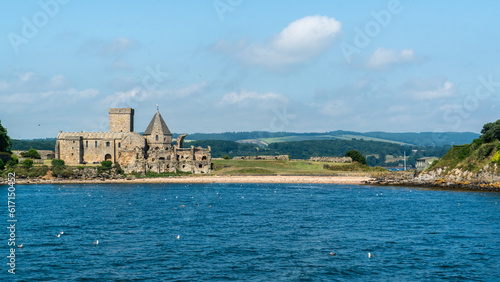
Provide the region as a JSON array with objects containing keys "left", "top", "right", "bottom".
[{"left": 144, "top": 111, "right": 171, "bottom": 136}]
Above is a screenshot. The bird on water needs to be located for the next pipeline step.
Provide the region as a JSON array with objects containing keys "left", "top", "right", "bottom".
[
  {"left": 368, "top": 252, "right": 374, "bottom": 258},
  {"left": 93, "top": 240, "right": 99, "bottom": 245}
]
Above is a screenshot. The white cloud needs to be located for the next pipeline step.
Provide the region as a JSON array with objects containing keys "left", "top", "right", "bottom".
[
  {"left": 219, "top": 89, "right": 288, "bottom": 106},
  {"left": 40, "top": 88, "right": 99, "bottom": 98},
  {"left": 366, "top": 48, "right": 417, "bottom": 70},
  {"left": 414, "top": 81, "right": 454, "bottom": 100},
  {"left": 214, "top": 15, "right": 341, "bottom": 70},
  {"left": 82, "top": 37, "right": 139, "bottom": 56},
  {"left": 174, "top": 82, "right": 207, "bottom": 98},
  {"left": 108, "top": 60, "right": 134, "bottom": 71}
]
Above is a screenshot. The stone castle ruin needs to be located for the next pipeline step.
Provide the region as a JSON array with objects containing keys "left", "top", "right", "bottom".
[{"left": 55, "top": 108, "right": 211, "bottom": 174}]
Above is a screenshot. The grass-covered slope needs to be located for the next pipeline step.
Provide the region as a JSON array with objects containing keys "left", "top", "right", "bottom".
[{"left": 428, "top": 140, "right": 500, "bottom": 173}]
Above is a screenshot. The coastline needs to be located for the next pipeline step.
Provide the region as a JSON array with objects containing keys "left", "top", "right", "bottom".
[{"left": 2, "top": 175, "right": 374, "bottom": 185}]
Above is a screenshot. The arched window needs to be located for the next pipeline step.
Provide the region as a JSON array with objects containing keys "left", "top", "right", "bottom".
[
  {"left": 155, "top": 135, "right": 159, "bottom": 141},
  {"left": 106, "top": 141, "right": 110, "bottom": 147},
  {"left": 95, "top": 141, "right": 98, "bottom": 147},
  {"left": 105, "top": 154, "right": 112, "bottom": 161}
]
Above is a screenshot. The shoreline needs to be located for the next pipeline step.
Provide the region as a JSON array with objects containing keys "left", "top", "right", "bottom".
[{"left": 2, "top": 175, "right": 374, "bottom": 185}]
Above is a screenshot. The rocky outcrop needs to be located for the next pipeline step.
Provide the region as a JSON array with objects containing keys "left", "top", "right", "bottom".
[{"left": 370, "top": 165, "right": 500, "bottom": 191}]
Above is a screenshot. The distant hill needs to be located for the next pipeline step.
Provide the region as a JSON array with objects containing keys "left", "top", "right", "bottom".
[
  {"left": 11, "top": 131, "right": 479, "bottom": 151},
  {"left": 181, "top": 131, "right": 479, "bottom": 147}
]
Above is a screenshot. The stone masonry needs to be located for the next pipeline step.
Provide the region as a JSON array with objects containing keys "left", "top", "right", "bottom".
[{"left": 55, "top": 108, "right": 211, "bottom": 174}]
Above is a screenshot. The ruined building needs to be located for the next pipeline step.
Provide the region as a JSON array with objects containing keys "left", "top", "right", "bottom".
[{"left": 55, "top": 108, "right": 211, "bottom": 174}]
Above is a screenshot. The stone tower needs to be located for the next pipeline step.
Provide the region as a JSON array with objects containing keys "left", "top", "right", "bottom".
[
  {"left": 143, "top": 110, "right": 172, "bottom": 149},
  {"left": 109, "top": 108, "right": 134, "bottom": 133}
]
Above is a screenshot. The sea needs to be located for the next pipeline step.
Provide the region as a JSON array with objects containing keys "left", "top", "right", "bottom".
[{"left": 0, "top": 183, "right": 499, "bottom": 281}]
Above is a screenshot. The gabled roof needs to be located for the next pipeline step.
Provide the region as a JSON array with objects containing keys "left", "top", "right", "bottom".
[{"left": 143, "top": 111, "right": 171, "bottom": 136}]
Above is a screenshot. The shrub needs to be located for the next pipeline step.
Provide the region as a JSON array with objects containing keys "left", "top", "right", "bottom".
[
  {"left": 22, "top": 159, "right": 33, "bottom": 169},
  {"left": 345, "top": 150, "right": 367, "bottom": 165},
  {"left": 6, "top": 157, "right": 18, "bottom": 168},
  {"left": 28, "top": 149, "right": 41, "bottom": 159},
  {"left": 101, "top": 160, "right": 113, "bottom": 169},
  {"left": 492, "top": 151, "right": 500, "bottom": 164},
  {"left": 222, "top": 155, "right": 230, "bottom": 160},
  {"left": 0, "top": 159, "right": 4, "bottom": 170},
  {"left": 115, "top": 163, "right": 124, "bottom": 174},
  {"left": 51, "top": 159, "right": 65, "bottom": 168},
  {"left": 458, "top": 144, "right": 472, "bottom": 160}
]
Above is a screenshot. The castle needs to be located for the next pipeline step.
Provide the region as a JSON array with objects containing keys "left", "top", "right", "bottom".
[{"left": 55, "top": 108, "right": 212, "bottom": 174}]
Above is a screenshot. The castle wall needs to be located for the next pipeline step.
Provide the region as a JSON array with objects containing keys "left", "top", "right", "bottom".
[
  {"left": 109, "top": 108, "right": 134, "bottom": 133},
  {"left": 58, "top": 136, "right": 83, "bottom": 164},
  {"left": 56, "top": 108, "right": 211, "bottom": 174}
]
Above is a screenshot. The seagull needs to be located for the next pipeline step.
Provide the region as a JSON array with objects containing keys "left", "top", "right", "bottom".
[
  {"left": 60, "top": 231, "right": 64, "bottom": 235},
  {"left": 175, "top": 235, "right": 180, "bottom": 239},
  {"left": 17, "top": 244, "right": 23, "bottom": 248},
  {"left": 368, "top": 252, "right": 374, "bottom": 258},
  {"left": 55, "top": 234, "right": 61, "bottom": 238},
  {"left": 93, "top": 240, "right": 99, "bottom": 245},
  {"left": 329, "top": 252, "right": 336, "bottom": 256}
]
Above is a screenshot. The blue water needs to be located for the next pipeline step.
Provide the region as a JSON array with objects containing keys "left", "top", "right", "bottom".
[{"left": 0, "top": 183, "right": 499, "bottom": 281}]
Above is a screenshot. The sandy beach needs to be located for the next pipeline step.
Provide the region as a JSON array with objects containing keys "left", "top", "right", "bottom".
[{"left": 7, "top": 175, "right": 374, "bottom": 185}]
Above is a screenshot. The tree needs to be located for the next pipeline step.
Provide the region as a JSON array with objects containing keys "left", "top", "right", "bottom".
[
  {"left": 0, "top": 159, "right": 4, "bottom": 171},
  {"left": 0, "top": 120, "right": 11, "bottom": 152},
  {"left": 21, "top": 148, "right": 42, "bottom": 159},
  {"left": 22, "top": 159, "right": 33, "bottom": 169},
  {"left": 480, "top": 119, "right": 500, "bottom": 143},
  {"left": 345, "top": 150, "right": 367, "bottom": 165}
]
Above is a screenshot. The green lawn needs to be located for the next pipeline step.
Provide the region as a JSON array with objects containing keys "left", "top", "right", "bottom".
[{"left": 211, "top": 159, "right": 382, "bottom": 176}]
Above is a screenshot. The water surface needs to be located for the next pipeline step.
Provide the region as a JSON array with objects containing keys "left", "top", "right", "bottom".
[{"left": 1, "top": 183, "right": 499, "bottom": 281}]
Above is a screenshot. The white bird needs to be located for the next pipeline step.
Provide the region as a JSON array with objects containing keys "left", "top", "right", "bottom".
[
  {"left": 55, "top": 234, "right": 61, "bottom": 238},
  {"left": 93, "top": 240, "right": 99, "bottom": 245},
  {"left": 17, "top": 244, "right": 23, "bottom": 248},
  {"left": 368, "top": 252, "right": 374, "bottom": 258},
  {"left": 60, "top": 231, "right": 64, "bottom": 235},
  {"left": 175, "top": 235, "right": 180, "bottom": 239}
]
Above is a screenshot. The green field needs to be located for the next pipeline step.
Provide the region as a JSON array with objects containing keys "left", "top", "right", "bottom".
[
  {"left": 256, "top": 134, "right": 411, "bottom": 146},
  {"left": 212, "top": 159, "right": 384, "bottom": 176}
]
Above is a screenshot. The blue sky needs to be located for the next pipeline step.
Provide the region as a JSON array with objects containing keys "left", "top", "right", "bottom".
[{"left": 1, "top": 0, "right": 499, "bottom": 139}]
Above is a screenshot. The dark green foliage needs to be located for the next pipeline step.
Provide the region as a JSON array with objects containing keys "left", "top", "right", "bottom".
[
  {"left": 480, "top": 119, "right": 500, "bottom": 143},
  {"left": 51, "top": 159, "right": 67, "bottom": 177},
  {"left": 0, "top": 152, "right": 12, "bottom": 163},
  {"left": 22, "top": 159, "right": 33, "bottom": 169},
  {"left": 101, "top": 161, "right": 113, "bottom": 169},
  {"left": 184, "top": 140, "right": 259, "bottom": 158},
  {"left": 222, "top": 155, "right": 230, "bottom": 160},
  {"left": 0, "top": 159, "right": 4, "bottom": 170},
  {"left": 458, "top": 144, "right": 472, "bottom": 160},
  {"left": 471, "top": 138, "right": 484, "bottom": 148},
  {"left": 21, "top": 148, "right": 42, "bottom": 159},
  {"left": 0, "top": 120, "right": 12, "bottom": 152},
  {"left": 477, "top": 144, "right": 495, "bottom": 160},
  {"left": 51, "top": 159, "right": 65, "bottom": 168},
  {"left": 115, "top": 163, "right": 124, "bottom": 174},
  {"left": 11, "top": 138, "right": 56, "bottom": 151},
  {"left": 345, "top": 150, "right": 367, "bottom": 165},
  {"left": 6, "top": 157, "right": 18, "bottom": 168}
]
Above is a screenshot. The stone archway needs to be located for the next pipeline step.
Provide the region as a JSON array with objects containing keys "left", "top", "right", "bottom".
[{"left": 104, "top": 154, "right": 112, "bottom": 161}]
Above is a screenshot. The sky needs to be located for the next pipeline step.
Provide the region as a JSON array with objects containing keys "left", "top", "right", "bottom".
[{"left": 1, "top": 0, "right": 499, "bottom": 139}]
